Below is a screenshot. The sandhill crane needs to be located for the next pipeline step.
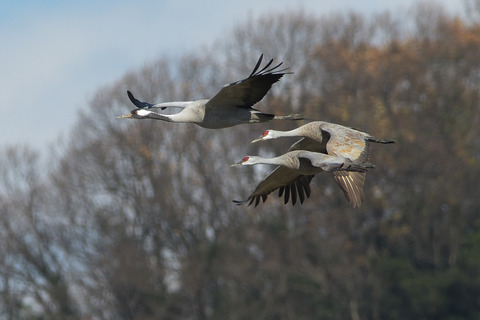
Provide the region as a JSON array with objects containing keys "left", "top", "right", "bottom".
[
  {"left": 239, "top": 121, "right": 395, "bottom": 207},
  {"left": 116, "top": 54, "right": 302, "bottom": 128},
  {"left": 232, "top": 150, "right": 373, "bottom": 207}
]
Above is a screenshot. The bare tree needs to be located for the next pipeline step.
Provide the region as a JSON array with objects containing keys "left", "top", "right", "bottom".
[{"left": 0, "top": 145, "right": 78, "bottom": 319}]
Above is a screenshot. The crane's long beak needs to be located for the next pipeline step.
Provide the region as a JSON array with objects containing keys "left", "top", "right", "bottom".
[
  {"left": 251, "top": 135, "right": 263, "bottom": 144},
  {"left": 230, "top": 160, "right": 243, "bottom": 167},
  {"left": 116, "top": 113, "right": 133, "bottom": 119}
]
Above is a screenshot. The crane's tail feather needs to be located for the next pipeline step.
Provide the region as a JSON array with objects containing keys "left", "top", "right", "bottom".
[
  {"left": 368, "top": 137, "right": 396, "bottom": 144},
  {"left": 273, "top": 113, "right": 304, "bottom": 121}
]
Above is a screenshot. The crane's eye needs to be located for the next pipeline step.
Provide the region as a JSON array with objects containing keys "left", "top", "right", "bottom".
[
  {"left": 262, "top": 130, "right": 269, "bottom": 137},
  {"left": 242, "top": 156, "right": 250, "bottom": 162}
]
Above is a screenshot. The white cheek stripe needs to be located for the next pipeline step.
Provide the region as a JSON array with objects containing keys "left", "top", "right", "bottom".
[{"left": 136, "top": 109, "right": 151, "bottom": 116}]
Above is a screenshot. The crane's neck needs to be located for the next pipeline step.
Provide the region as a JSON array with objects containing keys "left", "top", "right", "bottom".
[
  {"left": 154, "top": 100, "right": 206, "bottom": 124},
  {"left": 248, "top": 155, "right": 298, "bottom": 169},
  {"left": 245, "top": 156, "right": 278, "bottom": 166},
  {"left": 269, "top": 127, "right": 304, "bottom": 139},
  {"left": 152, "top": 101, "right": 194, "bottom": 109}
]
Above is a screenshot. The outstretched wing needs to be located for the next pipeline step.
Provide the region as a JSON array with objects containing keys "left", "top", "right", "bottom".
[
  {"left": 206, "top": 54, "right": 290, "bottom": 110},
  {"left": 310, "top": 126, "right": 369, "bottom": 208},
  {"left": 234, "top": 166, "right": 314, "bottom": 207},
  {"left": 332, "top": 171, "right": 366, "bottom": 208},
  {"left": 127, "top": 91, "right": 167, "bottom": 110}
]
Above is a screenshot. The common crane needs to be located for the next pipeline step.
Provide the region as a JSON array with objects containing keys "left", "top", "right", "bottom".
[{"left": 117, "top": 54, "right": 302, "bottom": 128}]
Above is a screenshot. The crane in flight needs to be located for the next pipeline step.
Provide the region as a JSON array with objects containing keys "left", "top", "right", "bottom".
[
  {"left": 117, "top": 54, "right": 302, "bottom": 128},
  {"left": 234, "top": 121, "right": 394, "bottom": 207},
  {"left": 232, "top": 150, "right": 373, "bottom": 207}
]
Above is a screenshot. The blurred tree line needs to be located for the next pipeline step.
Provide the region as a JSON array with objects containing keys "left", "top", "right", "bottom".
[{"left": 1, "top": 1, "right": 480, "bottom": 319}]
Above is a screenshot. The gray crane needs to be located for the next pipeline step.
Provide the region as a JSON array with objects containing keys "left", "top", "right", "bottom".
[
  {"left": 237, "top": 121, "right": 394, "bottom": 207},
  {"left": 232, "top": 150, "right": 373, "bottom": 207},
  {"left": 117, "top": 54, "right": 302, "bottom": 128}
]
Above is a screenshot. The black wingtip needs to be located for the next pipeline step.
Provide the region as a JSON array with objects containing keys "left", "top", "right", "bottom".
[
  {"left": 233, "top": 200, "right": 245, "bottom": 206},
  {"left": 127, "top": 90, "right": 140, "bottom": 107},
  {"left": 258, "top": 58, "right": 274, "bottom": 74},
  {"left": 126, "top": 91, "right": 164, "bottom": 110},
  {"left": 249, "top": 54, "right": 264, "bottom": 77}
]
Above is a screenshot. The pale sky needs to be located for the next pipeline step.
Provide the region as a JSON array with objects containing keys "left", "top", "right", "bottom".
[{"left": 0, "top": 0, "right": 463, "bottom": 149}]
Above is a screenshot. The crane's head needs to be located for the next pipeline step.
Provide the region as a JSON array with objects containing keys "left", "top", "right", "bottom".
[
  {"left": 251, "top": 130, "right": 278, "bottom": 143},
  {"left": 116, "top": 108, "right": 154, "bottom": 119},
  {"left": 231, "top": 156, "right": 260, "bottom": 167}
]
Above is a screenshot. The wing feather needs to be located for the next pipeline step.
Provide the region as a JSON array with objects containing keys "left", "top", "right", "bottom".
[
  {"left": 296, "top": 180, "right": 305, "bottom": 204},
  {"left": 284, "top": 184, "right": 291, "bottom": 205},
  {"left": 127, "top": 91, "right": 167, "bottom": 110},
  {"left": 279, "top": 186, "right": 285, "bottom": 198},
  {"left": 235, "top": 166, "right": 314, "bottom": 207},
  {"left": 249, "top": 53, "right": 264, "bottom": 77},
  {"left": 290, "top": 182, "right": 297, "bottom": 205},
  {"left": 321, "top": 124, "right": 371, "bottom": 163},
  {"left": 206, "top": 55, "right": 290, "bottom": 110},
  {"left": 303, "top": 178, "right": 311, "bottom": 198},
  {"left": 332, "top": 171, "right": 366, "bottom": 208}
]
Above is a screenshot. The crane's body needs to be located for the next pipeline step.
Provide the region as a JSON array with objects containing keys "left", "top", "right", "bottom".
[
  {"left": 253, "top": 121, "right": 391, "bottom": 160},
  {"left": 233, "top": 151, "right": 370, "bottom": 175}
]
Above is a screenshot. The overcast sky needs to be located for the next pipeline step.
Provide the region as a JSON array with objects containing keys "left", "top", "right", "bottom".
[{"left": 0, "top": 0, "right": 464, "bottom": 149}]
